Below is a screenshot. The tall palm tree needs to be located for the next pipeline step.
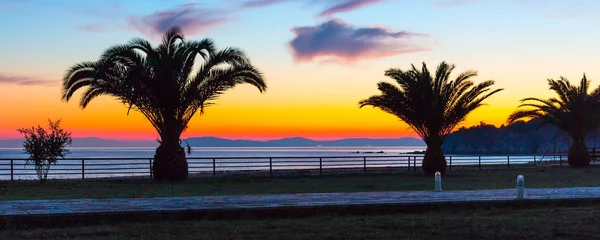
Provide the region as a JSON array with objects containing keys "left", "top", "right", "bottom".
[
  {"left": 359, "top": 61, "right": 503, "bottom": 175},
  {"left": 62, "top": 27, "right": 267, "bottom": 181},
  {"left": 508, "top": 74, "right": 600, "bottom": 167}
]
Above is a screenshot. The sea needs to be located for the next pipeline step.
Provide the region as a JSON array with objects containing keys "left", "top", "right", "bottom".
[
  {"left": 0, "top": 146, "right": 556, "bottom": 180},
  {"left": 0, "top": 146, "right": 425, "bottom": 159}
]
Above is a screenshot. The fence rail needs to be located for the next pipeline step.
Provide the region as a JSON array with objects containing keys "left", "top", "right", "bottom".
[{"left": 0, "top": 153, "right": 577, "bottom": 181}]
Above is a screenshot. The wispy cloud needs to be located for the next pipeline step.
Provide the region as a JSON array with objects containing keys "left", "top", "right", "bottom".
[
  {"left": 77, "top": 0, "right": 386, "bottom": 38},
  {"left": 0, "top": 74, "right": 58, "bottom": 87},
  {"left": 242, "top": 0, "right": 293, "bottom": 8},
  {"left": 319, "top": 0, "right": 383, "bottom": 17},
  {"left": 242, "top": 0, "right": 385, "bottom": 16},
  {"left": 289, "top": 19, "right": 429, "bottom": 63},
  {"left": 0, "top": 0, "right": 27, "bottom": 8},
  {"left": 127, "top": 3, "right": 230, "bottom": 39}
]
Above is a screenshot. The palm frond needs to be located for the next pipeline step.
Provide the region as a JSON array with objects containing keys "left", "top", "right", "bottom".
[
  {"left": 509, "top": 74, "right": 600, "bottom": 139},
  {"left": 62, "top": 25, "right": 267, "bottom": 146},
  {"left": 359, "top": 61, "right": 502, "bottom": 144}
]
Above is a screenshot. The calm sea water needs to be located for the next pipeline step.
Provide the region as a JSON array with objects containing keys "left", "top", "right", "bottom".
[{"left": 0, "top": 146, "right": 425, "bottom": 159}]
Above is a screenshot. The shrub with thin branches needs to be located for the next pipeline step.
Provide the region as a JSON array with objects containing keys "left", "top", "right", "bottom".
[{"left": 17, "top": 119, "right": 72, "bottom": 183}]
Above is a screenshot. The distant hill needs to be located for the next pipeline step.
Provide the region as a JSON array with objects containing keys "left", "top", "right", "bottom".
[
  {"left": 0, "top": 136, "right": 426, "bottom": 148},
  {"left": 183, "top": 137, "right": 426, "bottom": 147},
  {"left": 4, "top": 120, "right": 595, "bottom": 154}
]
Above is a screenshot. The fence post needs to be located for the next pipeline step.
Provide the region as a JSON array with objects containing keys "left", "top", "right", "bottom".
[
  {"left": 363, "top": 157, "right": 367, "bottom": 173},
  {"left": 559, "top": 155, "right": 562, "bottom": 166},
  {"left": 413, "top": 156, "right": 417, "bottom": 172},
  {"left": 269, "top": 158, "right": 273, "bottom": 178},
  {"left": 149, "top": 158, "right": 153, "bottom": 179},
  {"left": 81, "top": 159, "right": 85, "bottom": 180},
  {"left": 507, "top": 155, "right": 510, "bottom": 168},
  {"left": 319, "top": 157, "right": 322, "bottom": 176},
  {"left": 449, "top": 156, "right": 452, "bottom": 170},
  {"left": 533, "top": 155, "right": 536, "bottom": 167},
  {"left": 10, "top": 159, "right": 14, "bottom": 182},
  {"left": 212, "top": 158, "right": 216, "bottom": 176},
  {"left": 407, "top": 156, "right": 411, "bottom": 172},
  {"left": 478, "top": 156, "right": 481, "bottom": 170}
]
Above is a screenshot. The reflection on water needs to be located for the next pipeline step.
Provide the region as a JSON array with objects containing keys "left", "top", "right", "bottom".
[{"left": 0, "top": 146, "right": 427, "bottom": 159}]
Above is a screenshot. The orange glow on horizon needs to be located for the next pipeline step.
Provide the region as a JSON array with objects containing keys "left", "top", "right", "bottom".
[
  {"left": 0, "top": 83, "right": 523, "bottom": 141},
  {"left": 0, "top": 60, "right": 562, "bottom": 141}
]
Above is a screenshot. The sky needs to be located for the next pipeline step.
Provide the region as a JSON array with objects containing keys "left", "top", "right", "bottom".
[{"left": 0, "top": 0, "right": 599, "bottom": 141}]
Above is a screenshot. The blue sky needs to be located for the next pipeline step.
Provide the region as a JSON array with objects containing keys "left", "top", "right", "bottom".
[
  {"left": 0, "top": 0, "right": 599, "bottom": 140},
  {"left": 2, "top": 0, "right": 599, "bottom": 73}
]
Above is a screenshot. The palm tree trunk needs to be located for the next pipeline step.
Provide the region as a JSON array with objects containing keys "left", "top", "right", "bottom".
[
  {"left": 152, "top": 130, "right": 189, "bottom": 181},
  {"left": 422, "top": 140, "right": 447, "bottom": 175},
  {"left": 568, "top": 137, "right": 590, "bottom": 168}
]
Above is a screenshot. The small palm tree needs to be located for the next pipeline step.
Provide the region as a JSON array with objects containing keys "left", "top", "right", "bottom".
[
  {"left": 62, "top": 27, "right": 267, "bottom": 181},
  {"left": 359, "top": 61, "right": 503, "bottom": 175},
  {"left": 508, "top": 74, "right": 600, "bottom": 167}
]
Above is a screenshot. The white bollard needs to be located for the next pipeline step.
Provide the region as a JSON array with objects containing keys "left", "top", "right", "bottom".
[
  {"left": 434, "top": 171, "right": 442, "bottom": 192},
  {"left": 516, "top": 175, "right": 524, "bottom": 199}
]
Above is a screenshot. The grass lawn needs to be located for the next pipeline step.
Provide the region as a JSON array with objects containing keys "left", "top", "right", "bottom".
[
  {"left": 3, "top": 202, "right": 600, "bottom": 239},
  {"left": 2, "top": 166, "right": 600, "bottom": 200}
]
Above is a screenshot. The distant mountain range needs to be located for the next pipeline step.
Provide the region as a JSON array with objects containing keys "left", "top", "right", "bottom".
[
  {"left": 0, "top": 136, "right": 426, "bottom": 148},
  {"left": 5, "top": 119, "right": 598, "bottom": 154},
  {"left": 5, "top": 119, "right": 596, "bottom": 154}
]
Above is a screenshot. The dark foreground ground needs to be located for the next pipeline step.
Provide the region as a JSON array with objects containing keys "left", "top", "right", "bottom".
[
  {"left": 2, "top": 201, "right": 599, "bottom": 239},
  {"left": 2, "top": 167, "right": 600, "bottom": 239},
  {"left": 1, "top": 166, "right": 599, "bottom": 200}
]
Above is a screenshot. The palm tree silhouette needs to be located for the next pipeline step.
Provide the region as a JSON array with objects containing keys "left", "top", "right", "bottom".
[
  {"left": 508, "top": 74, "right": 600, "bottom": 167},
  {"left": 359, "top": 61, "right": 503, "bottom": 175},
  {"left": 62, "top": 27, "right": 267, "bottom": 181}
]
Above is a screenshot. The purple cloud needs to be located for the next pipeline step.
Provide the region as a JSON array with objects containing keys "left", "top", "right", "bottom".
[
  {"left": 77, "top": 0, "right": 387, "bottom": 38},
  {"left": 242, "top": 0, "right": 293, "bottom": 8},
  {"left": 0, "top": 74, "right": 58, "bottom": 86},
  {"left": 289, "top": 19, "right": 428, "bottom": 63},
  {"left": 127, "top": 3, "right": 229, "bottom": 39},
  {"left": 242, "top": 0, "right": 384, "bottom": 16},
  {"left": 319, "top": 0, "right": 383, "bottom": 17}
]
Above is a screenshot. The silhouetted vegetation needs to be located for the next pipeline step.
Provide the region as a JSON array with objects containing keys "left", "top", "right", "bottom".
[
  {"left": 507, "top": 75, "right": 600, "bottom": 167},
  {"left": 443, "top": 120, "right": 600, "bottom": 154},
  {"left": 61, "top": 26, "right": 267, "bottom": 181},
  {"left": 16, "top": 119, "right": 72, "bottom": 183},
  {"left": 359, "top": 61, "right": 503, "bottom": 175}
]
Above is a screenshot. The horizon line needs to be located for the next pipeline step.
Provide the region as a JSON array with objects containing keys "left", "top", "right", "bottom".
[{"left": 0, "top": 136, "right": 424, "bottom": 142}]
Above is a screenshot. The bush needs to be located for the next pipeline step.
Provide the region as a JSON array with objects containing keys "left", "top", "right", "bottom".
[{"left": 17, "top": 119, "right": 72, "bottom": 183}]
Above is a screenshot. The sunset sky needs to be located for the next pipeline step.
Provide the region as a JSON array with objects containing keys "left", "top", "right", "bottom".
[{"left": 0, "top": 0, "right": 599, "bottom": 140}]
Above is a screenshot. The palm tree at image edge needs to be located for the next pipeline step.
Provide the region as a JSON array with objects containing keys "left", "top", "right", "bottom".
[
  {"left": 359, "top": 61, "right": 503, "bottom": 175},
  {"left": 507, "top": 74, "right": 600, "bottom": 168},
  {"left": 61, "top": 27, "right": 267, "bottom": 181}
]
